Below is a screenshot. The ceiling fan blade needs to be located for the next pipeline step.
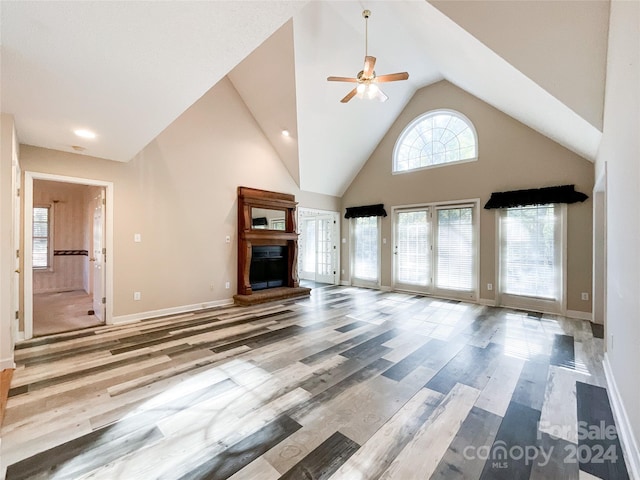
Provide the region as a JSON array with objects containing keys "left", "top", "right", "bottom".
[
  {"left": 341, "top": 88, "right": 358, "bottom": 103},
  {"left": 376, "top": 72, "right": 410, "bottom": 83},
  {"left": 327, "top": 76, "right": 359, "bottom": 83},
  {"left": 363, "top": 56, "right": 376, "bottom": 78}
]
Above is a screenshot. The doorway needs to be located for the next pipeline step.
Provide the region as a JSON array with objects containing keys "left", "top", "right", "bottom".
[
  {"left": 298, "top": 208, "right": 340, "bottom": 286},
  {"left": 22, "top": 172, "right": 113, "bottom": 340}
]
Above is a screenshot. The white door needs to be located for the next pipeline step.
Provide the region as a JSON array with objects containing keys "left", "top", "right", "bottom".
[
  {"left": 314, "top": 215, "right": 336, "bottom": 284},
  {"left": 394, "top": 208, "right": 431, "bottom": 293},
  {"left": 92, "top": 190, "right": 106, "bottom": 321},
  {"left": 299, "top": 211, "right": 339, "bottom": 284},
  {"left": 12, "top": 161, "right": 21, "bottom": 341}
]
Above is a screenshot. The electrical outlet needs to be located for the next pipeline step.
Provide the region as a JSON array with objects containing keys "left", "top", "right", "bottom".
[
  {"left": 210, "top": 283, "right": 215, "bottom": 291},
  {"left": 581, "top": 292, "right": 589, "bottom": 301},
  {"left": 225, "top": 281, "right": 230, "bottom": 289},
  {"left": 225, "top": 235, "right": 230, "bottom": 243},
  {"left": 487, "top": 283, "right": 493, "bottom": 291},
  {"left": 342, "top": 238, "right": 346, "bottom": 244},
  {"left": 341, "top": 269, "right": 345, "bottom": 275},
  {"left": 133, "top": 291, "right": 141, "bottom": 301},
  {"left": 382, "top": 238, "right": 387, "bottom": 244}
]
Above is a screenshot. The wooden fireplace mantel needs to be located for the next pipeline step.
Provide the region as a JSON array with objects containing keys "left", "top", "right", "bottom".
[{"left": 235, "top": 186, "right": 301, "bottom": 297}]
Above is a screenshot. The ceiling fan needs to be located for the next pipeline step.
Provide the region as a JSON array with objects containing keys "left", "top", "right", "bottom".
[{"left": 327, "top": 9, "right": 409, "bottom": 103}]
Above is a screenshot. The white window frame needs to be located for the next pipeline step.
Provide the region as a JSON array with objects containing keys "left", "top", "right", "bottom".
[
  {"left": 350, "top": 216, "right": 381, "bottom": 288},
  {"left": 392, "top": 109, "right": 478, "bottom": 174},
  {"left": 32, "top": 204, "right": 53, "bottom": 271},
  {"left": 392, "top": 199, "right": 479, "bottom": 301},
  {"left": 496, "top": 204, "right": 567, "bottom": 314}
]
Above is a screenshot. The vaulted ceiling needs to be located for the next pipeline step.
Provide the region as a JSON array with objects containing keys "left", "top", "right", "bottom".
[{"left": 1, "top": 1, "right": 609, "bottom": 197}]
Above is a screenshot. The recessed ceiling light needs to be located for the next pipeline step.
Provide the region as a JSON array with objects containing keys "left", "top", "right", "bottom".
[
  {"left": 74, "top": 129, "right": 96, "bottom": 139},
  {"left": 281, "top": 130, "right": 290, "bottom": 137}
]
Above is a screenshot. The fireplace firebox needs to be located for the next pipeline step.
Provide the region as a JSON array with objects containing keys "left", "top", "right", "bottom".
[{"left": 250, "top": 245, "right": 288, "bottom": 291}]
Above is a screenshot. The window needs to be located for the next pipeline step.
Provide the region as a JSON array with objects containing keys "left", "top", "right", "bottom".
[
  {"left": 352, "top": 216, "right": 379, "bottom": 283},
  {"left": 393, "top": 110, "right": 477, "bottom": 173},
  {"left": 436, "top": 207, "right": 473, "bottom": 291},
  {"left": 499, "top": 204, "right": 563, "bottom": 310},
  {"left": 393, "top": 202, "right": 477, "bottom": 299},
  {"left": 33, "top": 206, "right": 50, "bottom": 269}
]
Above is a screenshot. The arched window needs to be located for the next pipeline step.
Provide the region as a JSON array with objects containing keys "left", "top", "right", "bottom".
[{"left": 393, "top": 110, "right": 478, "bottom": 173}]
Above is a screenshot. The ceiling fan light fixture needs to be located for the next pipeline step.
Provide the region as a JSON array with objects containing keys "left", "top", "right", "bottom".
[
  {"left": 327, "top": 9, "right": 408, "bottom": 103},
  {"left": 356, "top": 82, "right": 387, "bottom": 102}
]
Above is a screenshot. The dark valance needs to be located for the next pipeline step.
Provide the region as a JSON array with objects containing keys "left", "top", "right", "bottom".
[
  {"left": 252, "top": 217, "right": 268, "bottom": 227},
  {"left": 344, "top": 204, "right": 387, "bottom": 219},
  {"left": 484, "top": 185, "right": 588, "bottom": 209}
]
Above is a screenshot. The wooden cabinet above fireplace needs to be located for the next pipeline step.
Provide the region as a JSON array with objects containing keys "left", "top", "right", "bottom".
[{"left": 236, "top": 187, "right": 300, "bottom": 297}]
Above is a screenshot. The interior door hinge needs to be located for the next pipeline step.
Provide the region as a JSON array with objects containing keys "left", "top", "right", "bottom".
[
  {"left": 102, "top": 297, "right": 106, "bottom": 304},
  {"left": 16, "top": 249, "right": 20, "bottom": 258},
  {"left": 102, "top": 248, "right": 106, "bottom": 255},
  {"left": 102, "top": 198, "right": 106, "bottom": 205},
  {"left": 15, "top": 310, "right": 19, "bottom": 320},
  {"left": 16, "top": 188, "right": 20, "bottom": 197}
]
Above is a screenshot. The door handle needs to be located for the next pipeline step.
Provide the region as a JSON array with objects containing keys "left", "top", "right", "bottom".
[
  {"left": 90, "top": 257, "right": 96, "bottom": 261},
  {"left": 15, "top": 269, "right": 20, "bottom": 273}
]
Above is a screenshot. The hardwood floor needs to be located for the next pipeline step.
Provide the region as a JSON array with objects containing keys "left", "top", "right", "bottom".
[{"left": 0, "top": 287, "right": 630, "bottom": 480}]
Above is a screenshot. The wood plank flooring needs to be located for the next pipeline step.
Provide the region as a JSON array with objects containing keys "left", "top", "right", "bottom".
[{"left": 0, "top": 286, "right": 630, "bottom": 480}]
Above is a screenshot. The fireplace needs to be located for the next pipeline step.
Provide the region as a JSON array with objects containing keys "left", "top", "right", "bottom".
[
  {"left": 250, "top": 245, "right": 288, "bottom": 291},
  {"left": 234, "top": 187, "right": 310, "bottom": 305}
]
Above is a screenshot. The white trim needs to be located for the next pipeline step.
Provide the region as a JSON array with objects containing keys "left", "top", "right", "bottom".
[
  {"left": 23, "top": 172, "right": 114, "bottom": 340},
  {"left": 603, "top": 354, "right": 640, "bottom": 480},
  {"left": 112, "top": 298, "right": 234, "bottom": 325},
  {"left": 340, "top": 280, "right": 351, "bottom": 286},
  {"left": 565, "top": 309, "right": 593, "bottom": 321},
  {"left": 0, "top": 358, "right": 16, "bottom": 370},
  {"left": 380, "top": 285, "right": 393, "bottom": 292},
  {"left": 479, "top": 298, "right": 497, "bottom": 306}
]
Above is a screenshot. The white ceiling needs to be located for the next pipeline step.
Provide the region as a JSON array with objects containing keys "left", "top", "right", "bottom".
[{"left": 1, "top": 1, "right": 606, "bottom": 197}]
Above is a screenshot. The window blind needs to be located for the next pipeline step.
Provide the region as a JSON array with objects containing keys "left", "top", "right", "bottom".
[
  {"left": 396, "top": 210, "right": 430, "bottom": 286},
  {"left": 436, "top": 207, "right": 473, "bottom": 291},
  {"left": 501, "top": 205, "right": 559, "bottom": 300},
  {"left": 353, "top": 216, "right": 378, "bottom": 281},
  {"left": 33, "top": 207, "right": 49, "bottom": 268}
]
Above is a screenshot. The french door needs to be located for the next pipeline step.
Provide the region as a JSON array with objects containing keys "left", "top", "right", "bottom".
[
  {"left": 299, "top": 211, "right": 339, "bottom": 284},
  {"left": 393, "top": 203, "right": 477, "bottom": 300}
]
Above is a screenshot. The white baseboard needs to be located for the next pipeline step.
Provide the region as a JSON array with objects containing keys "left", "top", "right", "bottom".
[
  {"left": 0, "top": 357, "right": 16, "bottom": 370},
  {"left": 111, "top": 298, "right": 234, "bottom": 325},
  {"left": 479, "top": 298, "right": 497, "bottom": 306},
  {"left": 340, "top": 280, "right": 351, "bottom": 286},
  {"left": 566, "top": 309, "right": 593, "bottom": 321},
  {"left": 380, "top": 285, "right": 393, "bottom": 292},
  {"left": 603, "top": 353, "right": 640, "bottom": 479}
]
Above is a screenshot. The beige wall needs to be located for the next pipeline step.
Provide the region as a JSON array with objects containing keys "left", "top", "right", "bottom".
[
  {"left": 19, "top": 76, "right": 339, "bottom": 321},
  {"left": 341, "top": 81, "right": 594, "bottom": 314},
  {"left": 596, "top": 0, "right": 640, "bottom": 464},
  {"left": 32, "top": 180, "right": 90, "bottom": 294},
  {"left": 1, "top": 114, "right": 18, "bottom": 368}
]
